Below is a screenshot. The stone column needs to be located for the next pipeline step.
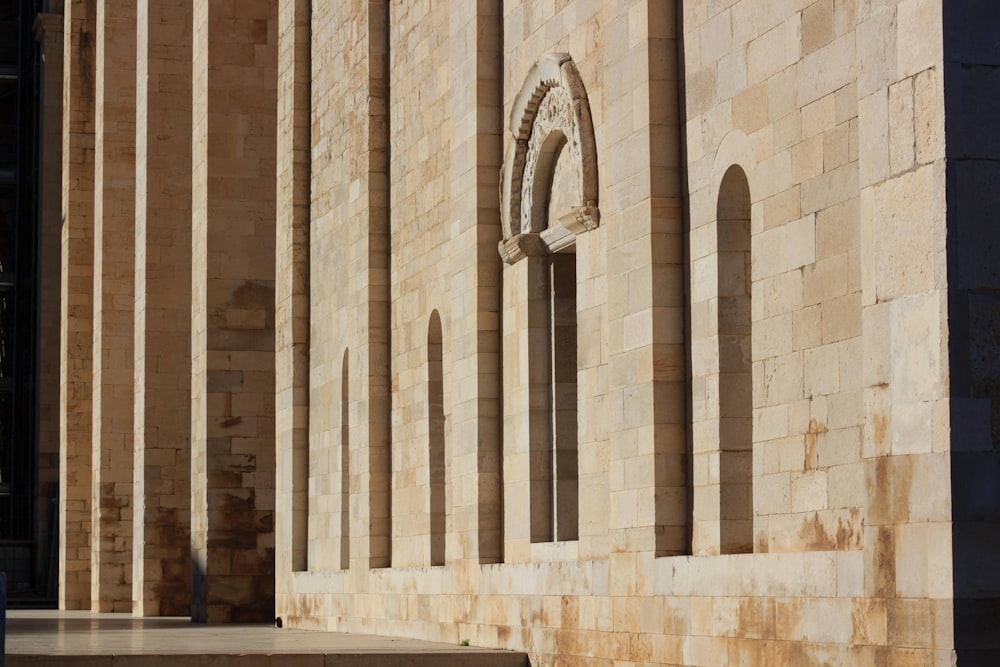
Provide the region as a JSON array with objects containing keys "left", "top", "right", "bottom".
[
  {"left": 363, "top": 0, "right": 391, "bottom": 571},
  {"left": 299, "top": 0, "right": 390, "bottom": 576},
  {"left": 445, "top": 0, "right": 503, "bottom": 565},
  {"left": 90, "top": 0, "right": 136, "bottom": 612},
  {"left": 274, "top": 0, "right": 311, "bottom": 588},
  {"left": 58, "top": 0, "right": 95, "bottom": 611},
  {"left": 645, "top": 1, "right": 689, "bottom": 558},
  {"left": 191, "top": 0, "right": 277, "bottom": 623},
  {"left": 604, "top": 0, "right": 687, "bottom": 571},
  {"left": 579, "top": 0, "right": 687, "bottom": 604},
  {"left": 132, "top": 0, "right": 192, "bottom": 617},
  {"left": 32, "top": 7, "right": 64, "bottom": 601}
]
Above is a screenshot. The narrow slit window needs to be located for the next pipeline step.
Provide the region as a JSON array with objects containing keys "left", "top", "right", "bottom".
[
  {"left": 340, "top": 348, "right": 350, "bottom": 569},
  {"left": 428, "top": 311, "right": 445, "bottom": 565},
  {"left": 550, "top": 252, "right": 578, "bottom": 542},
  {"left": 717, "top": 165, "right": 753, "bottom": 555}
]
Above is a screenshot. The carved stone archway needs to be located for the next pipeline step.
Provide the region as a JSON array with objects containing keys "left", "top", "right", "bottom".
[{"left": 499, "top": 53, "right": 599, "bottom": 263}]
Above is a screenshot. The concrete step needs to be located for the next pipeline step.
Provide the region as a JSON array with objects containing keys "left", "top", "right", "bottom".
[{"left": 5, "top": 610, "right": 529, "bottom": 667}]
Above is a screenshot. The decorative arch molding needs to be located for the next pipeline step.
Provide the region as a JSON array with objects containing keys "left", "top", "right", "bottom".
[{"left": 499, "top": 53, "right": 600, "bottom": 264}]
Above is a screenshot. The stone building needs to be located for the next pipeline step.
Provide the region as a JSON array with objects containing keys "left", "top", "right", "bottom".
[{"left": 24, "top": 0, "right": 1000, "bottom": 664}]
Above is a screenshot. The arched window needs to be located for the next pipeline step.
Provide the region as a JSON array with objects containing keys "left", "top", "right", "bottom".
[
  {"left": 500, "top": 54, "right": 597, "bottom": 549},
  {"left": 716, "top": 165, "right": 752, "bottom": 554},
  {"left": 427, "top": 311, "right": 445, "bottom": 565}
]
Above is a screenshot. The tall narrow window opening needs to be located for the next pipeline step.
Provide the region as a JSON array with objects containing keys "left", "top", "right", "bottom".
[
  {"left": 287, "top": 0, "right": 312, "bottom": 575},
  {"left": 528, "top": 256, "right": 554, "bottom": 543},
  {"left": 500, "top": 54, "right": 598, "bottom": 552},
  {"left": 340, "top": 348, "right": 350, "bottom": 569},
  {"left": 366, "top": 0, "right": 391, "bottom": 569},
  {"left": 427, "top": 311, "right": 445, "bottom": 565},
  {"left": 550, "top": 253, "right": 578, "bottom": 542},
  {"left": 717, "top": 164, "right": 752, "bottom": 554}
]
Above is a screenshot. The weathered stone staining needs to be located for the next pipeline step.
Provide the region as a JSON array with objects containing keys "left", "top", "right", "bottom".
[
  {"left": 48, "top": 0, "right": 1000, "bottom": 665},
  {"left": 133, "top": 0, "right": 194, "bottom": 618}
]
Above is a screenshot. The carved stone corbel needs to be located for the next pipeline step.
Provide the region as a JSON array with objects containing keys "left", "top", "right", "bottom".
[
  {"left": 498, "top": 232, "right": 548, "bottom": 265},
  {"left": 557, "top": 204, "right": 600, "bottom": 236}
]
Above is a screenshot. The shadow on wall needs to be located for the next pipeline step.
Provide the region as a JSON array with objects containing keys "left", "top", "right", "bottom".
[
  {"left": 943, "top": 2, "right": 1000, "bottom": 662},
  {"left": 191, "top": 548, "right": 205, "bottom": 623}
]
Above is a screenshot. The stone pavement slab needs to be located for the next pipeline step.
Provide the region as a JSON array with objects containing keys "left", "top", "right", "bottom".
[{"left": 5, "top": 610, "right": 528, "bottom": 666}]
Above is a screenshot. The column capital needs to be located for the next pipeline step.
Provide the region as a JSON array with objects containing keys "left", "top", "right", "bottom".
[{"left": 33, "top": 12, "right": 64, "bottom": 43}]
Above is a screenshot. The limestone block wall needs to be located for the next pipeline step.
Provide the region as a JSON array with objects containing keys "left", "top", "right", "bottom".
[
  {"left": 302, "top": 0, "right": 391, "bottom": 574},
  {"left": 685, "top": 0, "right": 867, "bottom": 556},
  {"left": 853, "top": 0, "right": 955, "bottom": 660},
  {"left": 273, "top": 0, "right": 973, "bottom": 664},
  {"left": 274, "top": 0, "right": 310, "bottom": 581},
  {"left": 386, "top": 1, "right": 454, "bottom": 569},
  {"left": 46, "top": 0, "right": 996, "bottom": 661},
  {"left": 444, "top": 0, "right": 505, "bottom": 568},
  {"left": 297, "top": 0, "right": 348, "bottom": 573}
]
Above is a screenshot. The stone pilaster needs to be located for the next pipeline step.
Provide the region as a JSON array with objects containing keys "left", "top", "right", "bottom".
[
  {"left": 90, "top": 0, "right": 136, "bottom": 613},
  {"left": 59, "top": 0, "right": 95, "bottom": 611},
  {"left": 603, "top": 1, "right": 687, "bottom": 568},
  {"left": 274, "top": 0, "right": 311, "bottom": 590},
  {"left": 191, "top": 0, "right": 277, "bottom": 623},
  {"left": 445, "top": 0, "right": 504, "bottom": 565},
  {"left": 132, "top": 0, "right": 192, "bottom": 617},
  {"left": 365, "top": 0, "right": 391, "bottom": 570},
  {"left": 296, "top": 1, "right": 390, "bottom": 578}
]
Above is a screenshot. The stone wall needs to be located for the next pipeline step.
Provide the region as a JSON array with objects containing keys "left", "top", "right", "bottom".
[
  {"left": 386, "top": 0, "right": 454, "bottom": 569},
  {"left": 273, "top": 1, "right": 966, "bottom": 665},
  {"left": 48, "top": 0, "right": 1000, "bottom": 663}
]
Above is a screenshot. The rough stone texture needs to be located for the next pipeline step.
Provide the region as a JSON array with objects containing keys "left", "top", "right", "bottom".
[{"left": 49, "top": 0, "right": 1000, "bottom": 664}]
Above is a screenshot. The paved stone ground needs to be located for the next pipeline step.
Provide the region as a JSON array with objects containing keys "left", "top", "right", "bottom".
[{"left": 5, "top": 610, "right": 529, "bottom": 666}]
